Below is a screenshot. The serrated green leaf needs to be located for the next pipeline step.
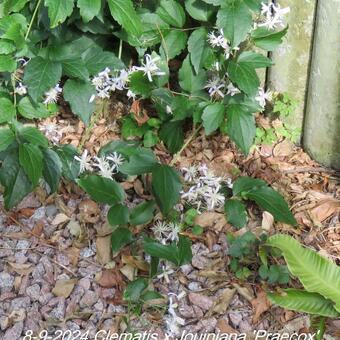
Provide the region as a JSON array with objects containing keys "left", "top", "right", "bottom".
[
  {"left": 224, "top": 199, "right": 247, "bottom": 229},
  {"left": 124, "top": 278, "right": 148, "bottom": 302},
  {"left": 226, "top": 104, "right": 256, "bottom": 154},
  {"left": 63, "top": 79, "right": 95, "bottom": 125},
  {"left": 3, "top": 0, "right": 30, "bottom": 14},
  {"left": 152, "top": 164, "right": 182, "bottom": 215},
  {"left": 62, "top": 58, "right": 89, "bottom": 81},
  {"left": 268, "top": 289, "right": 340, "bottom": 318},
  {"left": 54, "top": 144, "right": 80, "bottom": 181},
  {"left": 0, "top": 128, "right": 15, "bottom": 152},
  {"left": 0, "top": 55, "right": 16, "bottom": 72},
  {"left": 108, "top": 0, "right": 142, "bottom": 37},
  {"left": 45, "top": 0, "right": 74, "bottom": 28},
  {"left": 179, "top": 56, "right": 207, "bottom": 94},
  {"left": 202, "top": 102, "right": 225, "bottom": 135},
  {"left": 108, "top": 203, "right": 130, "bottom": 225},
  {"left": 77, "top": 0, "right": 101, "bottom": 22},
  {"left": 251, "top": 26, "right": 288, "bottom": 51},
  {"left": 159, "top": 121, "right": 184, "bottom": 154},
  {"left": 156, "top": 0, "right": 186, "bottom": 28},
  {"left": 0, "top": 97, "right": 16, "bottom": 124},
  {"left": 144, "top": 239, "right": 179, "bottom": 265},
  {"left": 185, "top": 0, "right": 214, "bottom": 21},
  {"left": 237, "top": 51, "right": 274, "bottom": 68},
  {"left": 128, "top": 71, "right": 154, "bottom": 97},
  {"left": 160, "top": 30, "right": 187, "bottom": 60},
  {"left": 19, "top": 143, "right": 43, "bottom": 187},
  {"left": 0, "top": 41, "right": 16, "bottom": 54},
  {"left": 18, "top": 126, "right": 49, "bottom": 147},
  {"left": 78, "top": 175, "right": 125, "bottom": 205},
  {"left": 119, "top": 149, "right": 159, "bottom": 175},
  {"left": 42, "top": 148, "right": 62, "bottom": 193},
  {"left": 130, "top": 200, "right": 156, "bottom": 226},
  {"left": 18, "top": 97, "right": 53, "bottom": 119},
  {"left": 111, "top": 227, "right": 134, "bottom": 253},
  {"left": 232, "top": 176, "right": 267, "bottom": 196},
  {"left": 23, "top": 57, "right": 62, "bottom": 102}
]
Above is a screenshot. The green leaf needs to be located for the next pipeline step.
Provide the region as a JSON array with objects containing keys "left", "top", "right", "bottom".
[
  {"left": 23, "top": 57, "right": 62, "bottom": 102},
  {"left": 160, "top": 30, "right": 187, "bottom": 60},
  {"left": 0, "top": 41, "right": 16, "bottom": 54},
  {"left": 130, "top": 200, "right": 156, "bottom": 226},
  {"left": 226, "top": 104, "right": 256, "bottom": 154},
  {"left": 111, "top": 227, "right": 134, "bottom": 253},
  {"left": 108, "top": 204, "right": 130, "bottom": 225},
  {"left": 224, "top": 199, "right": 247, "bottom": 229},
  {"left": 128, "top": 71, "right": 154, "bottom": 97},
  {"left": 19, "top": 143, "right": 43, "bottom": 187},
  {"left": 156, "top": 0, "right": 186, "bottom": 28},
  {"left": 18, "top": 126, "right": 48, "bottom": 147},
  {"left": 268, "top": 289, "right": 340, "bottom": 318},
  {"left": 179, "top": 56, "right": 207, "bottom": 94},
  {"left": 0, "top": 97, "right": 16, "bottom": 124},
  {"left": 77, "top": 0, "right": 101, "bottom": 22},
  {"left": 18, "top": 97, "right": 53, "bottom": 119},
  {"left": 45, "top": 0, "right": 74, "bottom": 28},
  {"left": 185, "top": 0, "right": 214, "bottom": 21},
  {"left": 202, "top": 103, "right": 225, "bottom": 135},
  {"left": 3, "top": 0, "right": 30, "bottom": 14},
  {"left": 232, "top": 176, "right": 267, "bottom": 196},
  {"left": 243, "top": 0, "right": 262, "bottom": 11},
  {"left": 159, "top": 121, "right": 184, "bottom": 154},
  {"left": 144, "top": 239, "right": 179, "bottom": 265},
  {"left": 152, "top": 164, "right": 182, "bottom": 215},
  {"left": 216, "top": 0, "right": 252, "bottom": 47},
  {"left": 0, "top": 151, "right": 32, "bottom": 210},
  {"left": 62, "top": 58, "right": 89, "bottom": 81},
  {"left": 119, "top": 149, "right": 159, "bottom": 175},
  {"left": 246, "top": 186, "right": 297, "bottom": 225},
  {"left": 177, "top": 235, "right": 193, "bottom": 265},
  {"left": 0, "top": 128, "right": 15, "bottom": 152},
  {"left": 54, "top": 144, "right": 80, "bottom": 181},
  {"left": 78, "top": 175, "right": 125, "bottom": 205},
  {"left": 237, "top": 51, "right": 274, "bottom": 68},
  {"left": 42, "top": 148, "right": 62, "bottom": 193},
  {"left": 188, "top": 27, "right": 211, "bottom": 74},
  {"left": 124, "top": 278, "right": 148, "bottom": 302},
  {"left": 228, "top": 61, "right": 260, "bottom": 96},
  {"left": 0, "top": 55, "right": 16, "bottom": 72},
  {"left": 267, "top": 234, "right": 340, "bottom": 312},
  {"left": 63, "top": 79, "right": 95, "bottom": 125},
  {"left": 251, "top": 27, "right": 288, "bottom": 51},
  {"left": 108, "top": 0, "right": 142, "bottom": 37}
]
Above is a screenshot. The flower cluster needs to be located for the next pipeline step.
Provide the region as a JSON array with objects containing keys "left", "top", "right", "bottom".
[
  {"left": 164, "top": 292, "right": 186, "bottom": 337},
  {"left": 43, "top": 84, "right": 62, "bottom": 104},
  {"left": 259, "top": 2, "right": 290, "bottom": 30},
  {"left": 151, "top": 220, "right": 181, "bottom": 244},
  {"left": 255, "top": 87, "right": 273, "bottom": 110},
  {"left": 181, "top": 164, "right": 231, "bottom": 212},
  {"left": 205, "top": 76, "right": 241, "bottom": 99},
  {"left": 207, "top": 29, "right": 239, "bottom": 59},
  {"left": 74, "top": 150, "right": 125, "bottom": 179}
]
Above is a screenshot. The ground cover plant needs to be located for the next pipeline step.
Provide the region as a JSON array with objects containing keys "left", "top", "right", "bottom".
[{"left": 0, "top": 0, "right": 339, "bottom": 338}]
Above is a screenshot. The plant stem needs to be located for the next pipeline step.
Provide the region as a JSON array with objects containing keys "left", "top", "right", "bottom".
[
  {"left": 118, "top": 40, "right": 123, "bottom": 59},
  {"left": 25, "top": 0, "right": 43, "bottom": 41},
  {"left": 170, "top": 91, "right": 207, "bottom": 102},
  {"left": 170, "top": 124, "right": 202, "bottom": 166}
]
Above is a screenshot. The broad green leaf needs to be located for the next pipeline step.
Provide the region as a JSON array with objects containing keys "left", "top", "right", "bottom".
[
  {"left": 267, "top": 234, "right": 340, "bottom": 312},
  {"left": 156, "top": 0, "right": 186, "bottom": 28},
  {"left": 202, "top": 103, "right": 225, "bottom": 135},
  {"left": 179, "top": 56, "right": 207, "bottom": 94},
  {"left": 3, "top": 0, "right": 30, "bottom": 14},
  {"left": 185, "top": 0, "right": 214, "bottom": 21},
  {"left": 19, "top": 143, "right": 43, "bottom": 187},
  {"left": 0, "top": 13, "right": 27, "bottom": 31},
  {"left": 201, "top": 0, "right": 223, "bottom": 5},
  {"left": 0, "top": 41, "right": 16, "bottom": 54},
  {"left": 228, "top": 61, "right": 260, "bottom": 96},
  {"left": 0, "top": 151, "right": 32, "bottom": 210},
  {"left": 226, "top": 104, "right": 256, "bottom": 154},
  {"left": 18, "top": 97, "right": 52, "bottom": 119},
  {"left": 159, "top": 121, "right": 184, "bottom": 154},
  {"left": 77, "top": 0, "right": 101, "bottom": 22},
  {"left": 144, "top": 239, "right": 179, "bottom": 265},
  {"left": 130, "top": 200, "right": 156, "bottom": 226},
  {"left": 0, "top": 128, "right": 15, "bottom": 152},
  {"left": 108, "top": 0, "right": 142, "bottom": 37},
  {"left": 160, "top": 30, "right": 187, "bottom": 60},
  {"left": 23, "top": 57, "right": 62, "bottom": 102},
  {"left": 128, "top": 71, "right": 154, "bottom": 97},
  {"left": 232, "top": 176, "right": 267, "bottom": 196},
  {"left": 111, "top": 227, "right": 133, "bottom": 253},
  {"left": 243, "top": 0, "right": 262, "bottom": 10},
  {"left": 18, "top": 126, "right": 48, "bottom": 147},
  {"left": 108, "top": 204, "right": 130, "bottom": 225},
  {"left": 54, "top": 144, "right": 80, "bottom": 181},
  {"left": 216, "top": 0, "right": 252, "bottom": 47},
  {"left": 121, "top": 116, "right": 148, "bottom": 138},
  {"left": 224, "top": 199, "right": 248, "bottom": 229},
  {"left": 119, "top": 149, "right": 158, "bottom": 175},
  {"left": 2, "top": 22, "right": 25, "bottom": 48},
  {"left": 0, "top": 97, "right": 16, "bottom": 123},
  {"left": 124, "top": 278, "right": 148, "bottom": 302},
  {"left": 78, "top": 175, "right": 125, "bottom": 205},
  {"left": 152, "top": 164, "right": 182, "bottom": 215},
  {"left": 45, "top": 0, "right": 74, "bottom": 28},
  {"left": 237, "top": 51, "right": 273, "bottom": 68},
  {"left": 42, "top": 148, "right": 62, "bottom": 193},
  {"left": 62, "top": 58, "right": 89, "bottom": 81},
  {"left": 63, "top": 79, "right": 95, "bottom": 125},
  {"left": 177, "top": 235, "right": 193, "bottom": 265},
  {"left": 188, "top": 27, "right": 210, "bottom": 74},
  {"left": 246, "top": 186, "right": 297, "bottom": 225},
  {"left": 268, "top": 289, "right": 339, "bottom": 318},
  {"left": 0, "top": 55, "right": 16, "bottom": 72},
  {"left": 251, "top": 27, "right": 288, "bottom": 51}
]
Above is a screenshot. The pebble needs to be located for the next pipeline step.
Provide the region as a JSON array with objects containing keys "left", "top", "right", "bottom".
[
  {"left": 49, "top": 298, "right": 66, "bottom": 321},
  {"left": 80, "top": 291, "right": 99, "bottom": 307},
  {"left": 188, "top": 282, "right": 202, "bottom": 291},
  {"left": 26, "top": 284, "right": 41, "bottom": 301},
  {"left": 3, "top": 321, "right": 24, "bottom": 340},
  {"left": 0, "top": 272, "right": 14, "bottom": 292},
  {"left": 10, "top": 297, "right": 31, "bottom": 311},
  {"left": 188, "top": 292, "right": 214, "bottom": 311}
]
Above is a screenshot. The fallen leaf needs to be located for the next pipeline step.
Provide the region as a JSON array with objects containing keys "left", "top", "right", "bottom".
[
  {"left": 216, "top": 318, "right": 239, "bottom": 334},
  {"left": 130, "top": 100, "right": 149, "bottom": 126},
  {"left": 273, "top": 139, "right": 294, "bottom": 157},
  {"left": 96, "top": 269, "right": 124, "bottom": 289},
  {"left": 8, "top": 262, "right": 33, "bottom": 275},
  {"left": 195, "top": 212, "right": 228, "bottom": 231},
  {"left": 261, "top": 211, "right": 274, "bottom": 231},
  {"left": 78, "top": 199, "right": 100, "bottom": 224},
  {"left": 120, "top": 264, "right": 135, "bottom": 281},
  {"left": 52, "top": 213, "right": 70, "bottom": 226},
  {"left": 310, "top": 199, "right": 340, "bottom": 222},
  {"left": 52, "top": 279, "right": 77, "bottom": 298},
  {"left": 188, "top": 292, "right": 214, "bottom": 311},
  {"left": 122, "top": 255, "right": 149, "bottom": 272},
  {"left": 251, "top": 288, "right": 271, "bottom": 324},
  {"left": 232, "top": 283, "right": 254, "bottom": 302},
  {"left": 32, "top": 220, "right": 45, "bottom": 237},
  {"left": 66, "top": 219, "right": 82, "bottom": 237},
  {"left": 96, "top": 236, "right": 112, "bottom": 265},
  {"left": 210, "top": 288, "right": 236, "bottom": 315}
]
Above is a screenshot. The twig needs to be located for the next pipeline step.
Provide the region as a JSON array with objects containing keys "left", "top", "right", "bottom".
[
  {"left": 25, "top": 0, "right": 42, "bottom": 40},
  {"left": 282, "top": 167, "right": 338, "bottom": 175}
]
